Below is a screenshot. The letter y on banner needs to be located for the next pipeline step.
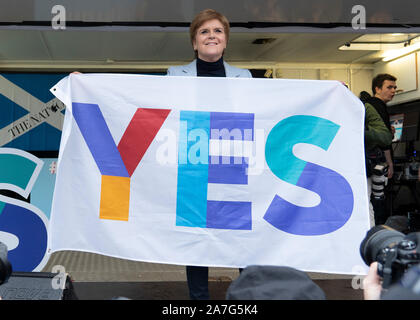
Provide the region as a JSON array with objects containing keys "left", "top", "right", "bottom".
[{"left": 72, "top": 103, "right": 170, "bottom": 221}]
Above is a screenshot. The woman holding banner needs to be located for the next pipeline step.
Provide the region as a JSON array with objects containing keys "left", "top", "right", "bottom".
[{"left": 167, "top": 9, "right": 252, "bottom": 300}]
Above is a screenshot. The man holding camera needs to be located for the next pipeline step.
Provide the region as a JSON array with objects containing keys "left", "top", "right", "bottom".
[
  {"left": 364, "top": 73, "right": 396, "bottom": 226},
  {"left": 367, "top": 73, "right": 397, "bottom": 178},
  {"left": 361, "top": 225, "right": 420, "bottom": 300},
  {"left": 364, "top": 98, "right": 393, "bottom": 226},
  {"left": 364, "top": 261, "right": 420, "bottom": 300}
]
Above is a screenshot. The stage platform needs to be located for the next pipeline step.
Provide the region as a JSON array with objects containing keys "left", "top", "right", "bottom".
[{"left": 42, "top": 251, "right": 364, "bottom": 300}]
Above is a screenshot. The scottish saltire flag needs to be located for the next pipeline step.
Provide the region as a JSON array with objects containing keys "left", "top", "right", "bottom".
[
  {"left": 0, "top": 73, "right": 66, "bottom": 150},
  {"left": 49, "top": 73, "right": 370, "bottom": 274}
]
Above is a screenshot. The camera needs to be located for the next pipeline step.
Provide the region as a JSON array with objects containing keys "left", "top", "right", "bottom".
[
  {"left": 0, "top": 241, "right": 12, "bottom": 285},
  {"left": 360, "top": 225, "right": 420, "bottom": 288},
  {"left": 371, "top": 163, "right": 388, "bottom": 200}
]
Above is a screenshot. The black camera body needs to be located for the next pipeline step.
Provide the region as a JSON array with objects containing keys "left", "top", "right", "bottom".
[
  {"left": 0, "top": 241, "right": 12, "bottom": 285},
  {"left": 360, "top": 225, "right": 420, "bottom": 288}
]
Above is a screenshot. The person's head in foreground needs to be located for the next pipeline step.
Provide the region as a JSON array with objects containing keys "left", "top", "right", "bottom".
[{"left": 226, "top": 265, "right": 326, "bottom": 300}]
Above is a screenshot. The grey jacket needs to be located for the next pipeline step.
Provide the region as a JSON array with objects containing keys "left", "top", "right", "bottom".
[{"left": 166, "top": 60, "right": 252, "bottom": 78}]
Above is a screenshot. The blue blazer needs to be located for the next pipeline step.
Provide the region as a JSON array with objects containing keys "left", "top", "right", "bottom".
[{"left": 167, "top": 60, "right": 252, "bottom": 78}]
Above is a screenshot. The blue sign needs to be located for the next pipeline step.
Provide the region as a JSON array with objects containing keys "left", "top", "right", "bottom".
[{"left": 0, "top": 148, "right": 50, "bottom": 271}]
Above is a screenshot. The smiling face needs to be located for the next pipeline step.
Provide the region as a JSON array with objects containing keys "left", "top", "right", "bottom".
[
  {"left": 375, "top": 80, "right": 397, "bottom": 103},
  {"left": 193, "top": 19, "right": 227, "bottom": 62}
]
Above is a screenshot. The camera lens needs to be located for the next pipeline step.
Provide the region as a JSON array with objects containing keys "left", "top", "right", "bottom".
[{"left": 360, "top": 225, "right": 405, "bottom": 265}]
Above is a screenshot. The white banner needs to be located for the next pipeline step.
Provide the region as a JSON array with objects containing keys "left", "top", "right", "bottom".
[{"left": 49, "top": 73, "right": 370, "bottom": 274}]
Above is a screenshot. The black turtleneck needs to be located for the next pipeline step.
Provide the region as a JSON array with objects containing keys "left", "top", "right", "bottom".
[{"left": 196, "top": 57, "right": 226, "bottom": 77}]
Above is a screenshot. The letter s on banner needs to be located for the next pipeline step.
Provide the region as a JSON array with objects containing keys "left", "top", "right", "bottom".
[
  {"left": 0, "top": 148, "right": 49, "bottom": 271},
  {"left": 263, "top": 115, "right": 354, "bottom": 235}
]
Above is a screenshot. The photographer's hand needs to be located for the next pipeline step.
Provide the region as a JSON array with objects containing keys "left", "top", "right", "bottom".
[{"left": 363, "top": 262, "right": 383, "bottom": 300}]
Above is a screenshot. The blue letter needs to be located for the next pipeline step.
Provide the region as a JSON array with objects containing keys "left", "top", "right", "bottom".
[{"left": 264, "top": 115, "right": 354, "bottom": 235}]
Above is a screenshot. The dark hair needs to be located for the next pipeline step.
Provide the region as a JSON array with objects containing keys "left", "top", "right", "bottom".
[
  {"left": 372, "top": 73, "right": 397, "bottom": 95},
  {"left": 189, "top": 9, "right": 230, "bottom": 53},
  {"left": 359, "top": 91, "right": 371, "bottom": 104}
]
